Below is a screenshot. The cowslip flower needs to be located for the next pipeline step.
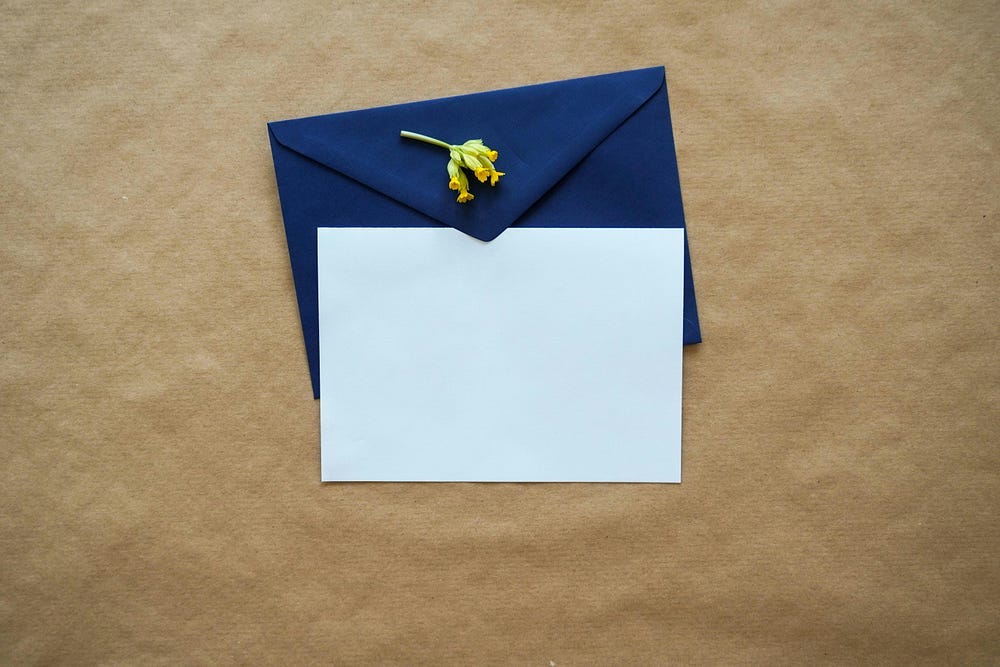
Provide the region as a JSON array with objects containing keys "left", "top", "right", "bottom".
[{"left": 400, "top": 131, "right": 505, "bottom": 203}]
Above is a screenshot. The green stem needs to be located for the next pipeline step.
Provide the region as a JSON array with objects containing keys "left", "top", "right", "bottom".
[{"left": 400, "top": 130, "right": 452, "bottom": 150}]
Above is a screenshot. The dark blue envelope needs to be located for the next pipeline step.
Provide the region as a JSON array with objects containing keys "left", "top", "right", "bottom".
[{"left": 268, "top": 66, "right": 701, "bottom": 398}]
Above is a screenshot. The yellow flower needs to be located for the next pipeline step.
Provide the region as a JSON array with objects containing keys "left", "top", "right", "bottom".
[
  {"left": 401, "top": 130, "right": 505, "bottom": 203},
  {"left": 446, "top": 158, "right": 473, "bottom": 202}
]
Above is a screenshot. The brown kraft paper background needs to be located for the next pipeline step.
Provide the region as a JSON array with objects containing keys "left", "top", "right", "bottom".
[{"left": 2, "top": 1, "right": 998, "bottom": 663}]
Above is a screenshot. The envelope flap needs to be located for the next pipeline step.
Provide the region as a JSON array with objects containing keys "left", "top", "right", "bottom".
[{"left": 267, "top": 67, "right": 666, "bottom": 241}]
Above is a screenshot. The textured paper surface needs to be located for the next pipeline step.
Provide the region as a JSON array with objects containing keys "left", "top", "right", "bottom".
[
  {"left": 318, "top": 228, "right": 683, "bottom": 482},
  {"left": 2, "top": 1, "right": 998, "bottom": 663}
]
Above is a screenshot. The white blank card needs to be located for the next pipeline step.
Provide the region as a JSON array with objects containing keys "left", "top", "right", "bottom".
[{"left": 318, "top": 227, "right": 684, "bottom": 482}]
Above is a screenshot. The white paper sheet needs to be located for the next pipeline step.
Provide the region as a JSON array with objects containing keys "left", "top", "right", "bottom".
[{"left": 318, "top": 227, "right": 684, "bottom": 482}]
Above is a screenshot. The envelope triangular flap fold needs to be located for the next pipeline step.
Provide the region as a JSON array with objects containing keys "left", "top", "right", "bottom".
[{"left": 267, "top": 67, "right": 666, "bottom": 242}]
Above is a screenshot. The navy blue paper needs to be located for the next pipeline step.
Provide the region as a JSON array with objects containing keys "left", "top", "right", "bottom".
[{"left": 268, "top": 66, "right": 701, "bottom": 398}]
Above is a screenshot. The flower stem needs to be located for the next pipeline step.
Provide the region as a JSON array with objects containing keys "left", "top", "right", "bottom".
[{"left": 400, "top": 131, "right": 452, "bottom": 150}]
